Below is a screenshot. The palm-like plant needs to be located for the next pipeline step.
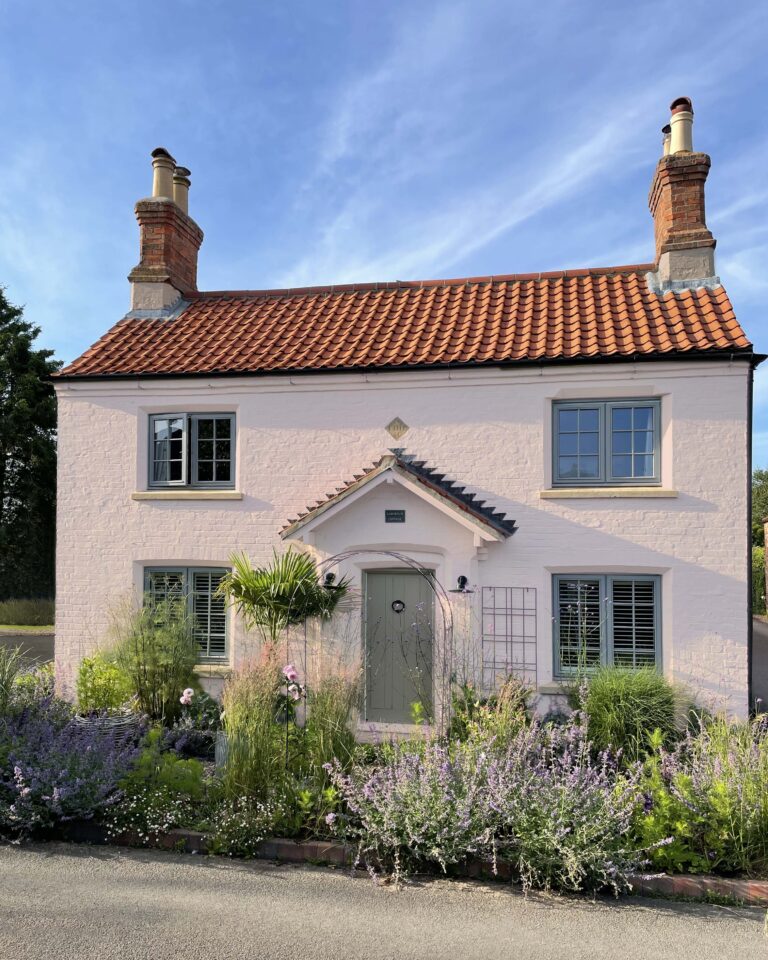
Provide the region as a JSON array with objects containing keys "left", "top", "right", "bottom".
[{"left": 219, "top": 549, "right": 350, "bottom": 646}]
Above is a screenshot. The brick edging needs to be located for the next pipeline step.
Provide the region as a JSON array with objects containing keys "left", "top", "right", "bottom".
[{"left": 79, "top": 826, "right": 768, "bottom": 906}]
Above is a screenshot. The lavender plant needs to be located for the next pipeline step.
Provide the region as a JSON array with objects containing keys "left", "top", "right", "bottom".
[{"left": 0, "top": 701, "right": 142, "bottom": 835}]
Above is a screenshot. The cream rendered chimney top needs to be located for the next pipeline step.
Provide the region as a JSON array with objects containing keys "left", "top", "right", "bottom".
[
  {"left": 173, "top": 166, "right": 191, "bottom": 214},
  {"left": 151, "top": 147, "right": 176, "bottom": 199},
  {"left": 661, "top": 124, "right": 671, "bottom": 156},
  {"left": 669, "top": 97, "right": 694, "bottom": 154}
]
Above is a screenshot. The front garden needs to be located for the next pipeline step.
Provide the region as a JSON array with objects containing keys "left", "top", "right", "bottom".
[{"left": 2, "top": 551, "right": 768, "bottom": 897}]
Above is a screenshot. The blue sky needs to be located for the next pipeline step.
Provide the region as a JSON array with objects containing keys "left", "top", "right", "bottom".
[{"left": 1, "top": 1, "right": 767, "bottom": 459}]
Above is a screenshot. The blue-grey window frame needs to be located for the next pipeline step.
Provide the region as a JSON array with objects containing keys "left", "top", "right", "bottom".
[
  {"left": 144, "top": 566, "right": 230, "bottom": 662},
  {"left": 552, "top": 573, "right": 662, "bottom": 677},
  {"left": 552, "top": 399, "right": 661, "bottom": 487},
  {"left": 148, "top": 413, "right": 236, "bottom": 489}
]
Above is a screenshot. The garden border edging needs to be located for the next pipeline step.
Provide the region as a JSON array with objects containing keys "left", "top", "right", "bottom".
[{"left": 63, "top": 823, "right": 768, "bottom": 905}]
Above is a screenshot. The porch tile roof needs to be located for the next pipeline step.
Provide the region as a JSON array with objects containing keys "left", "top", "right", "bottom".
[
  {"left": 57, "top": 266, "right": 751, "bottom": 379},
  {"left": 280, "top": 449, "right": 517, "bottom": 540}
]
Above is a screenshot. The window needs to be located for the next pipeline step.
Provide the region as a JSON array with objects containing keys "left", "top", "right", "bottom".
[
  {"left": 553, "top": 574, "right": 660, "bottom": 675},
  {"left": 552, "top": 400, "right": 660, "bottom": 486},
  {"left": 149, "top": 414, "right": 235, "bottom": 488},
  {"left": 145, "top": 567, "right": 229, "bottom": 662}
]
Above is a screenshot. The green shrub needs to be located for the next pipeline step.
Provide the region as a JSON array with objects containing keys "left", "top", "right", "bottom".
[
  {"left": 76, "top": 653, "right": 133, "bottom": 713},
  {"left": 753, "top": 546, "right": 766, "bottom": 616},
  {"left": 111, "top": 598, "right": 198, "bottom": 722},
  {"left": 221, "top": 652, "right": 285, "bottom": 801},
  {"left": 302, "top": 673, "right": 359, "bottom": 788},
  {"left": 13, "top": 663, "right": 55, "bottom": 709},
  {"left": 636, "top": 718, "right": 768, "bottom": 876},
  {"left": 451, "top": 676, "right": 531, "bottom": 751},
  {"left": 0, "top": 598, "right": 54, "bottom": 626},
  {"left": 206, "top": 798, "right": 282, "bottom": 857},
  {"left": 579, "top": 666, "right": 681, "bottom": 762}
]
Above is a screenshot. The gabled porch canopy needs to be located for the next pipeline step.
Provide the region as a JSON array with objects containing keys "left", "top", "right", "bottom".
[{"left": 280, "top": 449, "right": 517, "bottom": 544}]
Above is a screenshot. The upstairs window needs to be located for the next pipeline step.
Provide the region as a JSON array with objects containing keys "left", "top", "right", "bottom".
[
  {"left": 149, "top": 414, "right": 235, "bottom": 488},
  {"left": 145, "top": 567, "right": 229, "bottom": 662},
  {"left": 553, "top": 574, "right": 660, "bottom": 675},
  {"left": 552, "top": 400, "right": 660, "bottom": 486}
]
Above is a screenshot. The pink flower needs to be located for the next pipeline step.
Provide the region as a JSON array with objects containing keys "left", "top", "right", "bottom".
[{"left": 282, "top": 664, "right": 299, "bottom": 683}]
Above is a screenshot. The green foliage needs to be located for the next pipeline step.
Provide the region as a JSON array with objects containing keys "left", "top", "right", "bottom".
[
  {"left": 111, "top": 598, "right": 198, "bottom": 722},
  {"left": 0, "top": 645, "right": 25, "bottom": 715},
  {"left": 219, "top": 548, "right": 349, "bottom": 645},
  {"left": 449, "top": 676, "right": 531, "bottom": 749},
  {"left": 221, "top": 652, "right": 286, "bottom": 800},
  {"left": 206, "top": 798, "right": 281, "bottom": 858},
  {"left": 76, "top": 653, "right": 133, "bottom": 713},
  {"left": 753, "top": 546, "right": 766, "bottom": 615},
  {"left": 122, "top": 729, "right": 205, "bottom": 797},
  {"left": 301, "top": 674, "right": 359, "bottom": 789},
  {"left": 753, "top": 469, "right": 768, "bottom": 547},
  {"left": 637, "top": 719, "right": 768, "bottom": 876},
  {"left": 12, "top": 662, "right": 55, "bottom": 709},
  {"left": 579, "top": 666, "right": 681, "bottom": 763},
  {"left": 0, "top": 289, "right": 61, "bottom": 600},
  {"left": 0, "top": 598, "right": 54, "bottom": 625}
]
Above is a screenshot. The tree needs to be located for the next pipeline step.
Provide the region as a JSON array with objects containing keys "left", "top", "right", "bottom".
[
  {"left": 219, "top": 548, "right": 349, "bottom": 646},
  {"left": 752, "top": 469, "right": 768, "bottom": 547},
  {"left": 0, "top": 288, "right": 61, "bottom": 599}
]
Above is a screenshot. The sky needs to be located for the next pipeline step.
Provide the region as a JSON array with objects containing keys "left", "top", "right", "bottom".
[{"left": 1, "top": 0, "right": 767, "bottom": 459}]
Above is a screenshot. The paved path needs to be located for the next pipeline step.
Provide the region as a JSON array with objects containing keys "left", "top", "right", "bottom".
[
  {"left": 0, "top": 631, "right": 53, "bottom": 664},
  {"left": 0, "top": 844, "right": 764, "bottom": 960}
]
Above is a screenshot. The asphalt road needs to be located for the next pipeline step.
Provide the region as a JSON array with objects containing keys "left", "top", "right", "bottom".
[
  {"left": 0, "top": 844, "right": 764, "bottom": 960},
  {"left": 0, "top": 631, "right": 53, "bottom": 664}
]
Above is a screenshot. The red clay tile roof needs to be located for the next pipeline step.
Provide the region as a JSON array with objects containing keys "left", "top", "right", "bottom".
[{"left": 57, "top": 266, "right": 752, "bottom": 378}]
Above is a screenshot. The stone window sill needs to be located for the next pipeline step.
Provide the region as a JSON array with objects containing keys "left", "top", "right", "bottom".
[
  {"left": 537, "top": 683, "right": 570, "bottom": 695},
  {"left": 131, "top": 490, "right": 243, "bottom": 501},
  {"left": 194, "top": 663, "right": 232, "bottom": 676},
  {"left": 539, "top": 487, "right": 678, "bottom": 500}
]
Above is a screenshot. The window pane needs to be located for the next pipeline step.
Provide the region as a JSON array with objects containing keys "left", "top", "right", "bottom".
[
  {"left": 216, "top": 418, "right": 231, "bottom": 439},
  {"left": 152, "top": 417, "right": 185, "bottom": 485},
  {"left": 612, "top": 407, "right": 632, "bottom": 430},
  {"left": 197, "top": 461, "right": 214, "bottom": 482},
  {"left": 613, "top": 431, "right": 632, "bottom": 454},
  {"left": 611, "top": 579, "right": 657, "bottom": 667},
  {"left": 169, "top": 460, "right": 183, "bottom": 482},
  {"left": 579, "top": 409, "right": 599, "bottom": 431},
  {"left": 215, "top": 439, "right": 231, "bottom": 460},
  {"left": 612, "top": 455, "right": 632, "bottom": 477},
  {"left": 153, "top": 460, "right": 168, "bottom": 483},
  {"left": 633, "top": 407, "right": 654, "bottom": 430},
  {"left": 215, "top": 461, "right": 231, "bottom": 482},
  {"left": 557, "top": 578, "right": 602, "bottom": 672},
  {"left": 634, "top": 454, "right": 654, "bottom": 477},
  {"left": 192, "top": 571, "right": 227, "bottom": 660},
  {"left": 559, "top": 456, "right": 579, "bottom": 479},
  {"left": 154, "top": 420, "right": 170, "bottom": 441},
  {"left": 170, "top": 419, "right": 184, "bottom": 438},
  {"left": 559, "top": 434, "right": 578, "bottom": 455},
  {"left": 579, "top": 456, "right": 599, "bottom": 479},
  {"left": 579, "top": 432, "right": 599, "bottom": 456},
  {"left": 197, "top": 418, "right": 214, "bottom": 439},
  {"left": 198, "top": 440, "right": 214, "bottom": 460},
  {"left": 634, "top": 431, "right": 654, "bottom": 453},
  {"left": 169, "top": 439, "right": 183, "bottom": 460},
  {"left": 559, "top": 409, "right": 578, "bottom": 432},
  {"left": 154, "top": 439, "right": 168, "bottom": 461}
]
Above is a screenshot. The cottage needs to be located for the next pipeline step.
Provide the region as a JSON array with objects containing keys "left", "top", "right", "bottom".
[{"left": 54, "top": 98, "right": 760, "bottom": 725}]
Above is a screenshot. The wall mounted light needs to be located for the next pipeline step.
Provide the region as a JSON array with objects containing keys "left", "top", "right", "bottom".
[{"left": 449, "top": 575, "right": 474, "bottom": 594}]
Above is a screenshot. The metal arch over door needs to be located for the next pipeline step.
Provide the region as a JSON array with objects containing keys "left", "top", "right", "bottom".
[{"left": 364, "top": 570, "right": 434, "bottom": 723}]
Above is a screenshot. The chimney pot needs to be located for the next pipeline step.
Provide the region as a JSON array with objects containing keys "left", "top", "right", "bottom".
[
  {"left": 669, "top": 97, "right": 694, "bottom": 154},
  {"left": 173, "top": 166, "right": 191, "bottom": 215},
  {"left": 151, "top": 146, "right": 176, "bottom": 199},
  {"left": 662, "top": 124, "right": 672, "bottom": 157}
]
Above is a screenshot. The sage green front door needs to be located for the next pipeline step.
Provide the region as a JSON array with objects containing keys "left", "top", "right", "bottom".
[{"left": 364, "top": 570, "right": 434, "bottom": 723}]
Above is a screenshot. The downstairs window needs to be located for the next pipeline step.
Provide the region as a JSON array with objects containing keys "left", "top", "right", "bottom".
[
  {"left": 144, "top": 567, "right": 229, "bottom": 662},
  {"left": 553, "top": 574, "right": 660, "bottom": 675}
]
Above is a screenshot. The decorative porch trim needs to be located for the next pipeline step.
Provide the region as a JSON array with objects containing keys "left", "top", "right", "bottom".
[{"left": 281, "top": 450, "right": 516, "bottom": 542}]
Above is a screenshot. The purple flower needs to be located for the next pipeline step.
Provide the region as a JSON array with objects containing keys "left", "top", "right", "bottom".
[{"left": 282, "top": 664, "right": 299, "bottom": 683}]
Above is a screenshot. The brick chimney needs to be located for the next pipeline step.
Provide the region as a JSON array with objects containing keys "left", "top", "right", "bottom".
[
  {"left": 647, "top": 98, "right": 717, "bottom": 291},
  {"left": 128, "top": 148, "right": 204, "bottom": 312}
]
